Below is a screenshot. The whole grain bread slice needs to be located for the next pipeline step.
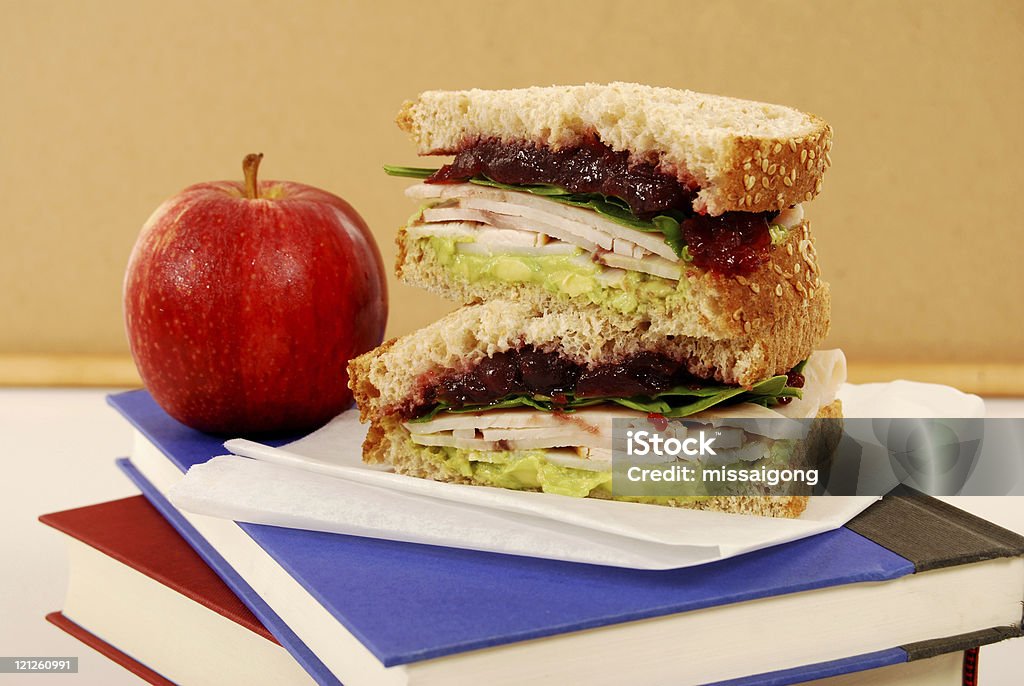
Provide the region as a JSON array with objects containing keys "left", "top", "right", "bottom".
[
  {"left": 347, "top": 296, "right": 826, "bottom": 423},
  {"left": 397, "top": 82, "right": 832, "bottom": 216}
]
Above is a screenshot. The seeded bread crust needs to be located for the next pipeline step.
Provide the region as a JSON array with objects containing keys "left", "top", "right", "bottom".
[
  {"left": 348, "top": 295, "right": 828, "bottom": 424},
  {"left": 395, "top": 220, "right": 827, "bottom": 346},
  {"left": 358, "top": 401, "right": 842, "bottom": 519},
  {"left": 396, "top": 83, "right": 832, "bottom": 216}
]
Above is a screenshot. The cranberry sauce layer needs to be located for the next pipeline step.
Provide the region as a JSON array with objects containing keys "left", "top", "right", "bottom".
[
  {"left": 681, "top": 212, "right": 774, "bottom": 276},
  {"left": 428, "top": 138, "right": 696, "bottom": 217},
  {"left": 410, "top": 347, "right": 714, "bottom": 419},
  {"left": 426, "top": 138, "right": 779, "bottom": 277}
]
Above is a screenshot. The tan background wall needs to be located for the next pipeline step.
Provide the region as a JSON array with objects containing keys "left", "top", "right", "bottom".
[{"left": 3, "top": 0, "right": 1023, "bottom": 390}]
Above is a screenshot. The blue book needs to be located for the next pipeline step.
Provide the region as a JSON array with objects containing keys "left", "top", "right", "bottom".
[{"left": 110, "top": 390, "right": 1024, "bottom": 685}]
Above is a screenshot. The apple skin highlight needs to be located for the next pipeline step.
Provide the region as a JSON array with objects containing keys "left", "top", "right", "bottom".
[{"left": 124, "top": 154, "right": 388, "bottom": 435}]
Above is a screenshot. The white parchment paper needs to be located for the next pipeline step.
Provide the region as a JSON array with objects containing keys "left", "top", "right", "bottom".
[{"left": 167, "top": 381, "right": 983, "bottom": 569}]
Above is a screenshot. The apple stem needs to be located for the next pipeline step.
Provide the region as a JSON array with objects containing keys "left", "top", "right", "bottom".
[{"left": 243, "top": 153, "right": 264, "bottom": 200}]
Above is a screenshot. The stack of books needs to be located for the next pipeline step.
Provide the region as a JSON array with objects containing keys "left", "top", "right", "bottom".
[{"left": 40, "top": 390, "right": 1024, "bottom": 685}]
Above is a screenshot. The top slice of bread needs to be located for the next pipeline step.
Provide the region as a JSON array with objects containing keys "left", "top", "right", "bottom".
[{"left": 397, "top": 82, "right": 832, "bottom": 216}]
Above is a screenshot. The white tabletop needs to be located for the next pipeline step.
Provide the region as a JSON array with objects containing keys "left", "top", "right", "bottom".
[{"left": 2, "top": 389, "right": 1022, "bottom": 685}]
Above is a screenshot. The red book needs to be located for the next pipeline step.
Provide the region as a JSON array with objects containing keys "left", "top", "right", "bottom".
[
  {"left": 41, "top": 496, "right": 312, "bottom": 685},
  {"left": 45, "top": 611, "right": 174, "bottom": 686}
]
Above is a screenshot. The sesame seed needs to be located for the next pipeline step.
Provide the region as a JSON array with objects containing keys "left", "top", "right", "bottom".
[
  {"left": 805, "top": 159, "right": 814, "bottom": 171},
  {"left": 786, "top": 243, "right": 794, "bottom": 255},
  {"left": 808, "top": 287, "right": 815, "bottom": 298},
  {"left": 773, "top": 264, "right": 784, "bottom": 275},
  {"left": 743, "top": 162, "right": 752, "bottom": 171},
  {"left": 824, "top": 153, "right": 832, "bottom": 167},
  {"left": 794, "top": 262, "right": 802, "bottom": 273},
  {"left": 800, "top": 149, "right": 808, "bottom": 164},
  {"left": 745, "top": 194, "right": 752, "bottom": 206},
  {"left": 768, "top": 164, "right": 777, "bottom": 175},
  {"left": 799, "top": 239, "right": 813, "bottom": 261},
  {"left": 744, "top": 175, "right": 755, "bottom": 190},
  {"left": 788, "top": 140, "right": 797, "bottom": 153},
  {"left": 761, "top": 177, "right": 770, "bottom": 189},
  {"left": 761, "top": 159, "right": 769, "bottom": 172},
  {"left": 754, "top": 192, "right": 763, "bottom": 203},
  {"left": 808, "top": 149, "right": 816, "bottom": 160},
  {"left": 805, "top": 191, "right": 813, "bottom": 201},
  {"left": 750, "top": 282, "right": 760, "bottom": 294},
  {"left": 775, "top": 284, "right": 784, "bottom": 297},
  {"left": 795, "top": 281, "right": 806, "bottom": 294},
  {"left": 736, "top": 275, "right": 749, "bottom": 285},
  {"left": 815, "top": 179, "right": 823, "bottom": 193},
  {"left": 783, "top": 177, "right": 793, "bottom": 187},
  {"left": 780, "top": 165, "right": 787, "bottom": 176},
  {"left": 790, "top": 168, "right": 798, "bottom": 181},
  {"left": 732, "top": 308, "right": 743, "bottom": 320},
  {"left": 773, "top": 143, "right": 782, "bottom": 154},
  {"left": 743, "top": 157, "right": 752, "bottom": 164},
  {"left": 744, "top": 321, "right": 751, "bottom": 333},
  {"left": 777, "top": 192, "right": 785, "bottom": 203}
]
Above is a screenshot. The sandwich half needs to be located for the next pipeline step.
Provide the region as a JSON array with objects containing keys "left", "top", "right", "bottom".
[
  {"left": 387, "top": 83, "right": 833, "bottom": 386},
  {"left": 348, "top": 301, "right": 846, "bottom": 518}
]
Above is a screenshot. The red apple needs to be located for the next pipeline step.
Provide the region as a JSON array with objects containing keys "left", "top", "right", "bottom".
[{"left": 124, "top": 153, "right": 388, "bottom": 435}]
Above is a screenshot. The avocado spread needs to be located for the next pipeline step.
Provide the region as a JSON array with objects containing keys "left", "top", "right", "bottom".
[
  {"left": 425, "top": 236, "right": 686, "bottom": 315},
  {"left": 424, "top": 443, "right": 613, "bottom": 497},
  {"left": 410, "top": 439, "right": 801, "bottom": 501}
]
